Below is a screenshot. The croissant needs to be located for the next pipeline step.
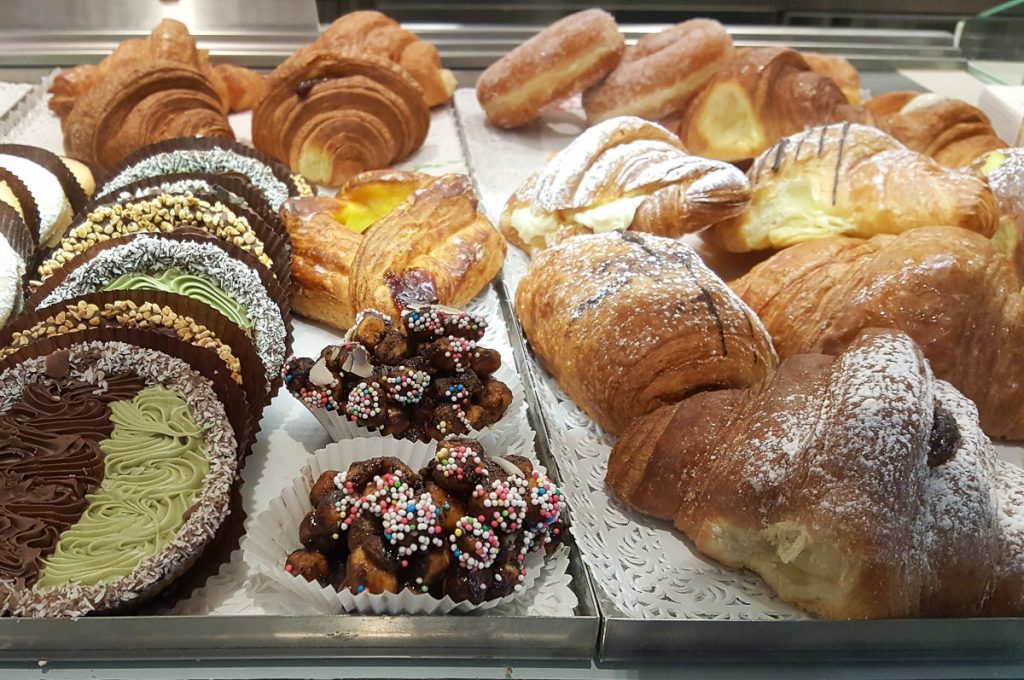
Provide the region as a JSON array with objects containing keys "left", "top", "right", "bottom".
[
  {"left": 48, "top": 19, "right": 231, "bottom": 119},
  {"left": 800, "top": 52, "right": 861, "bottom": 105},
  {"left": 62, "top": 60, "right": 233, "bottom": 170},
  {"left": 865, "top": 91, "right": 1008, "bottom": 169},
  {"left": 707, "top": 123, "right": 999, "bottom": 252},
  {"left": 675, "top": 47, "right": 873, "bottom": 163},
  {"left": 282, "top": 173, "right": 505, "bottom": 329},
  {"left": 314, "top": 11, "right": 455, "bottom": 107},
  {"left": 253, "top": 48, "right": 429, "bottom": 186},
  {"left": 972, "top": 148, "right": 1024, "bottom": 281},
  {"left": 211, "top": 64, "right": 266, "bottom": 113},
  {"left": 515, "top": 231, "right": 777, "bottom": 435},
  {"left": 500, "top": 116, "right": 751, "bottom": 255},
  {"left": 731, "top": 226, "right": 1024, "bottom": 441},
  {"left": 607, "top": 328, "right": 1021, "bottom": 619}
]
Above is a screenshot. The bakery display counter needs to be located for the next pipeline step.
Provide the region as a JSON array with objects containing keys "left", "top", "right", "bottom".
[{"left": 1, "top": 5, "right": 1024, "bottom": 678}]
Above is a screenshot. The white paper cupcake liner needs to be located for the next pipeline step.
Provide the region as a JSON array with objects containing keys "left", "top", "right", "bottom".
[
  {"left": 304, "top": 358, "right": 530, "bottom": 455},
  {"left": 242, "top": 437, "right": 550, "bottom": 615}
]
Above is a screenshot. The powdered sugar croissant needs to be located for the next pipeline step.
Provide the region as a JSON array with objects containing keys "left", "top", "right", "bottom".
[
  {"left": 608, "top": 328, "right": 1022, "bottom": 619},
  {"left": 500, "top": 116, "right": 750, "bottom": 255}
]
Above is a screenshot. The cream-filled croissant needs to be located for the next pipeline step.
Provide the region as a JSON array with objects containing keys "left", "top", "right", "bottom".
[
  {"left": 731, "top": 226, "right": 1024, "bottom": 441},
  {"left": 608, "top": 328, "right": 1022, "bottom": 619},
  {"left": 707, "top": 123, "right": 999, "bottom": 252},
  {"left": 500, "top": 116, "right": 751, "bottom": 255}
]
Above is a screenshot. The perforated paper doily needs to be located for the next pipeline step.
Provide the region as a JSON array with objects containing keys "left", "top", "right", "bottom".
[{"left": 452, "top": 88, "right": 1024, "bottom": 621}]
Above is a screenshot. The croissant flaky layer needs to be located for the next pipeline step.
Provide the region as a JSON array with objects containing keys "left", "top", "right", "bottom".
[
  {"left": 515, "top": 231, "right": 777, "bottom": 435},
  {"left": 282, "top": 173, "right": 505, "bottom": 330},
  {"left": 253, "top": 49, "right": 429, "bottom": 186},
  {"left": 731, "top": 226, "right": 1024, "bottom": 441},
  {"left": 866, "top": 91, "right": 1008, "bottom": 169},
  {"left": 707, "top": 123, "right": 999, "bottom": 252},
  {"left": 315, "top": 11, "right": 455, "bottom": 107},
  {"left": 61, "top": 60, "right": 234, "bottom": 170},
  {"left": 500, "top": 116, "right": 751, "bottom": 255},
  {"left": 608, "top": 328, "right": 1022, "bottom": 619}
]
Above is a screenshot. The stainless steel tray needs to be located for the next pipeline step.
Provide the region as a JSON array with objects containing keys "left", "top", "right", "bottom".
[{"left": 453, "top": 87, "right": 1024, "bottom": 672}]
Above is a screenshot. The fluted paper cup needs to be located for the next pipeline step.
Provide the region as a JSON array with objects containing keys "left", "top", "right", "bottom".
[{"left": 242, "top": 437, "right": 545, "bottom": 615}]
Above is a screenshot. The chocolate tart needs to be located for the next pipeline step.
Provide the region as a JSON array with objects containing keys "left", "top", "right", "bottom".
[
  {"left": 1, "top": 289, "right": 269, "bottom": 408},
  {"left": 34, "top": 186, "right": 292, "bottom": 290},
  {"left": 98, "top": 136, "right": 311, "bottom": 212},
  {"left": 28, "top": 231, "right": 293, "bottom": 394},
  {"left": 0, "top": 203, "right": 34, "bottom": 328},
  {"left": 0, "top": 336, "right": 242, "bottom": 617}
]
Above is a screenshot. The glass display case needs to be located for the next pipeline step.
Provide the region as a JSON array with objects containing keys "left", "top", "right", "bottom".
[{"left": 0, "top": 2, "right": 1022, "bottom": 678}]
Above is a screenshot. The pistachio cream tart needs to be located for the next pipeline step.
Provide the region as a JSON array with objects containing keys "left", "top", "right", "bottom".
[{"left": 0, "top": 339, "right": 240, "bottom": 617}]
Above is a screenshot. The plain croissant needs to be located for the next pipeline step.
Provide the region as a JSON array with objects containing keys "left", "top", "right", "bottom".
[
  {"left": 608, "top": 328, "right": 1023, "bottom": 619},
  {"left": 731, "top": 226, "right": 1024, "bottom": 441},
  {"left": 515, "top": 230, "right": 777, "bottom": 435}
]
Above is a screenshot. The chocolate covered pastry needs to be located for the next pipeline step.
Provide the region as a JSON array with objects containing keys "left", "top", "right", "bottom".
[
  {"left": 284, "top": 440, "right": 565, "bottom": 603},
  {"left": 284, "top": 306, "right": 512, "bottom": 442}
]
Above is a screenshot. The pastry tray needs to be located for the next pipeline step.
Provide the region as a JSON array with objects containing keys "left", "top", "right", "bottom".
[
  {"left": 451, "top": 88, "right": 1024, "bottom": 667},
  {"left": 0, "top": 88, "right": 600, "bottom": 663}
]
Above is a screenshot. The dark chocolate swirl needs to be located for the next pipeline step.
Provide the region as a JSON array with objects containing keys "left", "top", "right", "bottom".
[{"left": 0, "top": 373, "right": 145, "bottom": 587}]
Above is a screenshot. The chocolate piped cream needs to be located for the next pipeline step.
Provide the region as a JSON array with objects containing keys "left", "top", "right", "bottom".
[{"left": 0, "top": 373, "right": 145, "bottom": 587}]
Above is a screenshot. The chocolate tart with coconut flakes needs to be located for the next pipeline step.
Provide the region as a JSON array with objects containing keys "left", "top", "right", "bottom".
[
  {"left": 98, "top": 136, "right": 311, "bottom": 212},
  {"left": 28, "top": 231, "right": 293, "bottom": 394},
  {"left": 0, "top": 335, "right": 243, "bottom": 617}
]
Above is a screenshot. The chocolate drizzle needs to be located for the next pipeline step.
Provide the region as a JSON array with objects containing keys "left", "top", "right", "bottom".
[
  {"left": 295, "top": 77, "right": 330, "bottom": 99},
  {"left": 927, "top": 406, "right": 961, "bottom": 467},
  {"left": 0, "top": 371, "right": 145, "bottom": 587},
  {"left": 831, "top": 122, "right": 851, "bottom": 206},
  {"left": 383, "top": 269, "right": 439, "bottom": 312}
]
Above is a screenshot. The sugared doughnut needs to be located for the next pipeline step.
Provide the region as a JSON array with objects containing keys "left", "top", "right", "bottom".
[
  {"left": 582, "top": 18, "right": 733, "bottom": 124},
  {"left": 476, "top": 9, "right": 624, "bottom": 129}
]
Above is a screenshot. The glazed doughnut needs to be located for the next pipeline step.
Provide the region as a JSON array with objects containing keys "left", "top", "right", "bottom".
[
  {"left": 582, "top": 18, "right": 733, "bottom": 124},
  {"left": 476, "top": 9, "right": 624, "bottom": 129}
]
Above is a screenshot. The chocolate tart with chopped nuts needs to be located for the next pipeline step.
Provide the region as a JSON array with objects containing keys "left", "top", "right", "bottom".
[
  {"left": 0, "top": 289, "right": 269, "bottom": 407},
  {"left": 0, "top": 334, "right": 245, "bottom": 617},
  {"left": 33, "top": 188, "right": 291, "bottom": 291}
]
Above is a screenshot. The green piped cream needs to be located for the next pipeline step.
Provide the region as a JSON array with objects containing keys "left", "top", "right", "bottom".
[
  {"left": 34, "top": 385, "right": 210, "bottom": 590},
  {"left": 101, "top": 269, "right": 252, "bottom": 330}
]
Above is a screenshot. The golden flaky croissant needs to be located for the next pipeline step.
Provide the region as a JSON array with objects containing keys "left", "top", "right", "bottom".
[
  {"left": 253, "top": 48, "right": 429, "bottom": 186},
  {"left": 608, "top": 328, "right": 1023, "bottom": 619},
  {"left": 48, "top": 19, "right": 233, "bottom": 118},
  {"left": 731, "top": 226, "right": 1024, "bottom": 441},
  {"left": 282, "top": 173, "right": 505, "bottom": 329},
  {"left": 314, "top": 11, "right": 455, "bottom": 107},
  {"left": 211, "top": 63, "right": 266, "bottom": 112},
  {"left": 515, "top": 231, "right": 777, "bottom": 435},
  {"left": 865, "top": 91, "right": 1008, "bottom": 169},
  {"left": 800, "top": 52, "right": 861, "bottom": 105},
  {"left": 61, "top": 60, "right": 233, "bottom": 170},
  {"left": 707, "top": 123, "right": 999, "bottom": 252},
  {"left": 676, "top": 47, "right": 873, "bottom": 163},
  {"left": 973, "top": 148, "right": 1024, "bottom": 281},
  {"left": 500, "top": 116, "right": 751, "bottom": 255}
]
